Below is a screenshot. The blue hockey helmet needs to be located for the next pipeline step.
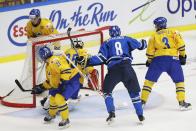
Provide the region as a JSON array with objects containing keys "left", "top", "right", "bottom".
[
  {"left": 39, "top": 46, "right": 52, "bottom": 61},
  {"left": 109, "top": 25, "right": 121, "bottom": 37},
  {"left": 29, "top": 9, "right": 41, "bottom": 19},
  {"left": 153, "top": 17, "right": 167, "bottom": 29}
]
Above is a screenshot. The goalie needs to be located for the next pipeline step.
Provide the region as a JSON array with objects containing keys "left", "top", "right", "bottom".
[{"left": 65, "top": 37, "right": 99, "bottom": 100}]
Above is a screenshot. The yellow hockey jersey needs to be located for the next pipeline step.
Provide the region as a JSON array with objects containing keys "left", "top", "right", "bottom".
[
  {"left": 42, "top": 55, "right": 79, "bottom": 89},
  {"left": 65, "top": 48, "right": 95, "bottom": 84},
  {"left": 26, "top": 18, "right": 60, "bottom": 49},
  {"left": 26, "top": 18, "right": 58, "bottom": 38},
  {"left": 65, "top": 48, "right": 94, "bottom": 73},
  {"left": 146, "top": 29, "right": 186, "bottom": 62}
]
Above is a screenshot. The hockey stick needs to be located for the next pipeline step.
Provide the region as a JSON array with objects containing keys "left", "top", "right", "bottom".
[
  {"left": 15, "top": 62, "right": 45, "bottom": 92},
  {"left": 62, "top": 52, "right": 103, "bottom": 97},
  {"left": 131, "top": 63, "right": 145, "bottom": 66},
  {"left": 15, "top": 79, "right": 32, "bottom": 92},
  {"left": 0, "top": 88, "right": 15, "bottom": 100},
  {"left": 67, "top": 27, "right": 101, "bottom": 94},
  {"left": 15, "top": 62, "right": 45, "bottom": 87}
]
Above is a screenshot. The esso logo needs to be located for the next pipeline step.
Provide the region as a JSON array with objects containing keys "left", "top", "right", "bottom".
[{"left": 8, "top": 16, "right": 29, "bottom": 46}]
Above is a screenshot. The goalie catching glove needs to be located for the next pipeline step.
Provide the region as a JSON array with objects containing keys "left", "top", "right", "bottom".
[{"left": 31, "top": 84, "right": 45, "bottom": 94}]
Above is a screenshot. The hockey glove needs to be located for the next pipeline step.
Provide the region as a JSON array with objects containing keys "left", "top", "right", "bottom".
[
  {"left": 146, "top": 60, "right": 151, "bottom": 67},
  {"left": 31, "top": 84, "right": 45, "bottom": 94},
  {"left": 138, "top": 39, "right": 147, "bottom": 50},
  {"left": 76, "top": 56, "right": 88, "bottom": 68},
  {"left": 179, "top": 55, "right": 187, "bottom": 65}
]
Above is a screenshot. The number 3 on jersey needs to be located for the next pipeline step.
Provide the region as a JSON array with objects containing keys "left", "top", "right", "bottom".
[
  {"left": 162, "top": 37, "right": 170, "bottom": 48},
  {"left": 115, "top": 42, "right": 123, "bottom": 55}
]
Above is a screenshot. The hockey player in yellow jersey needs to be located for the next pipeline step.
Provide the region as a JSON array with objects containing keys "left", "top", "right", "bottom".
[
  {"left": 141, "top": 17, "right": 191, "bottom": 111},
  {"left": 26, "top": 9, "right": 60, "bottom": 49},
  {"left": 65, "top": 38, "right": 99, "bottom": 99},
  {"left": 26, "top": 9, "right": 58, "bottom": 38},
  {"left": 31, "top": 46, "right": 80, "bottom": 128}
]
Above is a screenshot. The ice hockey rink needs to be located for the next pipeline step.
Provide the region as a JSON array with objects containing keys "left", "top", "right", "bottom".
[{"left": 0, "top": 30, "right": 196, "bottom": 131}]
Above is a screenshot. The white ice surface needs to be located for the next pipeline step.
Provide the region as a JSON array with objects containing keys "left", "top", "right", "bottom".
[{"left": 0, "top": 31, "right": 196, "bottom": 131}]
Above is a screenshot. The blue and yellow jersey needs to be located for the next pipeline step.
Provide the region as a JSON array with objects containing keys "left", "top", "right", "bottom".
[
  {"left": 42, "top": 55, "right": 78, "bottom": 89},
  {"left": 146, "top": 29, "right": 186, "bottom": 62}
]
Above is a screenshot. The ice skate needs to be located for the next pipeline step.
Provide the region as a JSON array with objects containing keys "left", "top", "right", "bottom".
[
  {"left": 138, "top": 115, "right": 145, "bottom": 124},
  {"left": 179, "top": 101, "right": 192, "bottom": 111},
  {"left": 40, "top": 96, "right": 50, "bottom": 110},
  {"left": 106, "top": 112, "right": 115, "bottom": 125},
  {"left": 58, "top": 119, "right": 70, "bottom": 128},
  {"left": 43, "top": 114, "right": 55, "bottom": 123}
]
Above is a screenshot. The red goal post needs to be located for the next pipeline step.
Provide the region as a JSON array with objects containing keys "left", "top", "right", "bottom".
[{"left": 1, "top": 30, "right": 105, "bottom": 108}]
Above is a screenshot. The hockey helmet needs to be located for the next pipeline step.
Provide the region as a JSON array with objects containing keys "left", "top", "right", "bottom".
[
  {"left": 153, "top": 17, "right": 167, "bottom": 29},
  {"left": 109, "top": 25, "right": 121, "bottom": 37},
  {"left": 72, "top": 38, "right": 84, "bottom": 49},
  {"left": 29, "top": 9, "right": 41, "bottom": 19},
  {"left": 39, "top": 46, "right": 52, "bottom": 61}
]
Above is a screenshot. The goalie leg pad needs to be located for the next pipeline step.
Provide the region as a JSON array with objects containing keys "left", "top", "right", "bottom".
[{"left": 88, "top": 69, "right": 99, "bottom": 90}]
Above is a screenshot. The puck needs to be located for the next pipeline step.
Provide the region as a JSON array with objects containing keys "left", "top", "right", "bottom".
[{"left": 85, "top": 94, "right": 89, "bottom": 96}]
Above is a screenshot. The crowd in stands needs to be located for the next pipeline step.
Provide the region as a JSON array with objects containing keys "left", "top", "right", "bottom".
[{"left": 0, "top": 0, "right": 48, "bottom": 8}]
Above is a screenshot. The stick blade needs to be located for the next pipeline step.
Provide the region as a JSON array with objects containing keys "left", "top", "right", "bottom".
[
  {"left": 15, "top": 79, "right": 24, "bottom": 90},
  {"left": 15, "top": 79, "right": 32, "bottom": 92}
]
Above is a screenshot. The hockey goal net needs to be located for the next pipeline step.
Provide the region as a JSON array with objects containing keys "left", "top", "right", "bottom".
[{"left": 1, "top": 30, "right": 104, "bottom": 108}]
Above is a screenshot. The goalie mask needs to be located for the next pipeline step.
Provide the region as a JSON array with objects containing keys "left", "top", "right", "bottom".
[{"left": 72, "top": 38, "right": 84, "bottom": 49}]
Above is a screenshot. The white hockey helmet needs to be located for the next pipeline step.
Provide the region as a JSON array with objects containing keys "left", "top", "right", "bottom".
[{"left": 72, "top": 38, "right": 84, "bottom": 49}]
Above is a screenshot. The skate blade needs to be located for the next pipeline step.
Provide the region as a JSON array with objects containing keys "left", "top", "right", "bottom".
[
  {"left": 43, "top": 121, "right": 53, "bottom": 124},
  {"left": 107, "top": 119, "right": 114, "bottom": 125},
  {"left": 180, "top": 106, "right": 192, "bottom": 111},
  {"left": 58, "top": 123, "right": 71, "bottom": 129},
  {"left": 138, "top": 120, "right": 144, "bottom": 125}
]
